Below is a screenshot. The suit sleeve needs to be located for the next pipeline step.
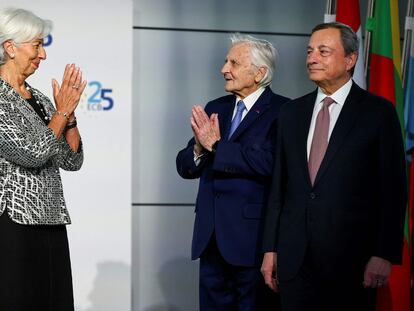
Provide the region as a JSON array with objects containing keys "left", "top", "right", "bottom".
[
  {"left": 375, "top": 102, "right": 407, "bottom": 264},
  {"left": 176, "top": 102, "right": 214, "bottom": 179},
  {"left": 262, "top": 108, "right": 287, "bottom": 252},
  {"left": 39, "top": 93, "right": 84, "bottom": 171},
  {"left": 53, "top": 136, "right": 84, "bottom": 171},
  {"left": 212, "top": 114, "right": 278, "bottom": 178},
  {"left": 212, "top": 139, "right": 275, "bottom": 178},
  {"left": 176, "top": 136, "right": 209, "bottom": 179}
]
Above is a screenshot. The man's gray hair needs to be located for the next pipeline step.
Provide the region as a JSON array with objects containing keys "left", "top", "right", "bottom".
[
  {"left": 230, "top": 33, "right": 278, "bottom": 88},
  {"left": 0, "top": 8, "right": 52, "bottom": 65}
]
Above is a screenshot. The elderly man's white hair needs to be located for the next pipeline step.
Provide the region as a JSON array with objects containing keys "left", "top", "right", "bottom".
[
  {"left": 0, "top": 8, "right": 52, "bottom": 65},
  {"left": 230, "top": 33, "right": 278, "bottom": 88}
]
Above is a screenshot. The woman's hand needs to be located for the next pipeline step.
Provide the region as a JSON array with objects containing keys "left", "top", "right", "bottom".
[
  {"left": 48, "top": 64, "right": 86, "bottom": 141},
  {"left": 52, "top": 64, "right": 87, "bottom": 116}
]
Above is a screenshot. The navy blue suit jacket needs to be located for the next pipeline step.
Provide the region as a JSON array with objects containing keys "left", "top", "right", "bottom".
[
  {"left": 263, "top": 82, "right": 407, "bottom": 281},
  {"left": 176, "top": 87, "right": 289, "bottom": 266}
]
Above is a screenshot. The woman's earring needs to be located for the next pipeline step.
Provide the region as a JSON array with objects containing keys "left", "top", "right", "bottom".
[{"left": 10, "top": 53, "right": 15, "bottom": 59}]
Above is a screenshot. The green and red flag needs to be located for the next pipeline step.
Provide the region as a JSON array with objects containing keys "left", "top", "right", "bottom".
[
  {"left": 367, "top": 0, "right": 412, "bottom": 310},
  {"left": 336, "top": 0, "right": 366, "bottom": 88}
]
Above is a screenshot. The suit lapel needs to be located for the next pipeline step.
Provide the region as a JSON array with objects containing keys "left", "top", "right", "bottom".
[
  {"left": 228, "top": 87, "right": 272, "bottom": 141},
  {"left": 313, "top": 83, "right": 365, "bottom": 186},
  {"left": 0, "top": 79, "right": 45, "bottom": 128},
  {"left": 217, "top": 96, "right": 236, "bottom": 139},
  {"left": 297, "top": 90, "right": 318, "bottom": 186}
]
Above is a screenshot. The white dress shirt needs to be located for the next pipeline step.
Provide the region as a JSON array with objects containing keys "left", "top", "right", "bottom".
[
  {"left": 306, "top": 79, "right": 353, "bottom": 159},
  {"left": 194, "top": 87, "right": 266, "bottom": 164},
  {"left": 231, "top": 87, "right": 265, "bottom": 122}
]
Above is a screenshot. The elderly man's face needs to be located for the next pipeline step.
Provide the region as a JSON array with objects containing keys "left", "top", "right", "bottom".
[
  {"left": 221, "top": 43, "right": 261, "bottom": 99},
  {"left": 306, "top": 28, "right": 356, "bottom": 93}
]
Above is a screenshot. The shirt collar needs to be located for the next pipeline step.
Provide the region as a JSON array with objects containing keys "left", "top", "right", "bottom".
[
  {"left": 236, "top": 87, "right": 265, "bottom": 111},
  {"left": 315, "top": 78, "right": 353, "bottom": 107}
]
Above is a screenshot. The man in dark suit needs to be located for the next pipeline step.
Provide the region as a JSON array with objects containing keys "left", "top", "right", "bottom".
[
  {"left": 261, "top": 22, "right": 407, "bottom": 311},
  {"left": 176, "top": 34, "right": 289, "bottom": 310}
]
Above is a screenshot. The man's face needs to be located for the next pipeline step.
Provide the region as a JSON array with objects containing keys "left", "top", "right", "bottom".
[
  {"left": 306, "top": 28, "right": 356, "bottom": 93},
  {"left": 221, "top": 43, "right": 261, "bottom": 99}
]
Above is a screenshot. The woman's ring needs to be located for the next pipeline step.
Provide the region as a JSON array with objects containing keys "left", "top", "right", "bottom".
[{"left": 72, "top": 85, "right": 79, "bottom": 89}]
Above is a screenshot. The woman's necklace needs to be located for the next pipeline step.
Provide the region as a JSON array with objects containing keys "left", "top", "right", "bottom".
[{"left": 25, "top": 85, "right": 51, "bottom": 122}]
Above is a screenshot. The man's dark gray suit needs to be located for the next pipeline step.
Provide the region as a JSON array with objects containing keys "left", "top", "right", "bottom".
[{"left": 262, "top": 82, "right": 407, "bottom": 309}]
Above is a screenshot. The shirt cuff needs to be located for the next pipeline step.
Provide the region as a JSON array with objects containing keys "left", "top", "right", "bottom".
[{"left": 193, "top": 150, "right": 204, "bottom": 166}]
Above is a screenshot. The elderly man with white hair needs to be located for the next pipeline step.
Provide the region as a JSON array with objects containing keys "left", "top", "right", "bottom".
[{"left": 177, "top": 34, "right": 289, "bottom": 310}]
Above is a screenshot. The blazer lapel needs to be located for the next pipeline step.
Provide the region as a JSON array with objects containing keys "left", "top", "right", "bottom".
[
  {"left": 217, "top": 96, "right": 236, "bottom": 139},
  {"left": 298, "top": 90, "right": 318, "bottom": 187},
  {"left": 313, "top": 83, "right": 365, "bottom": 186},
  {"left": 15, "top": 92, "right": 47, "bottom": 129},
  {"left": 228, "top": 87, "right": 272, "bottom": 141},
  {"left": 0, "top": 79, "right": 45, "bottom": 128}
]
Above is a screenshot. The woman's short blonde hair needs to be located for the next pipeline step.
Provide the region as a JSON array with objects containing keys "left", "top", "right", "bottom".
[{"left": 0, "top": 8, "right": 52, "bottom": 65}]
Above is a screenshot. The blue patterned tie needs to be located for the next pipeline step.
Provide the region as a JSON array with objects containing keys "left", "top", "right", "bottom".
[{"left": 228, "top": 100, "right": 246, "bottom": 140}]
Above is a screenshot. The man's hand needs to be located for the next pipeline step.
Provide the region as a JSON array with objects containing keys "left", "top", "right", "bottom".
[
  {"left": 363, "top": 256, "right": 392, "bottom": 288},
  {"left": 191, "top": 105, "right": 220, "bottom": 151},
  {"left": 261, "top": 252, "right": 279, "bottom": 292},
  {"left": 193, "top": 135, "right": 203, "bottom": 156}
]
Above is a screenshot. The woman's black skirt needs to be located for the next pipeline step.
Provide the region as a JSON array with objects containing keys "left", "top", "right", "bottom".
[{"left": 0, "top": 211, "right": 74, "bottom": 311}]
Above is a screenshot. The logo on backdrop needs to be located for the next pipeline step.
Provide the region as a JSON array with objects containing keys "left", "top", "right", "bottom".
[
  {"left": 79, "top": 81, "right": 114, "bottom": 112},
  {"left": 44, "top": 34, "right": 53, "bottom": 47},
  {"left": 42, "top": 35, "right": 114, "bottom": 112},
  {"left": 43, "top": 35, "right": 114, "bottom": 113}
]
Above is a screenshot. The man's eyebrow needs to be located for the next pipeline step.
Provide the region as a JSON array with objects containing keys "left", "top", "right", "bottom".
[
  {"left": 318, "top": 44, "right": 332, "bottom": 49},
  {"left": 307, "top": 44, "right": 332, "bottom": 50}
]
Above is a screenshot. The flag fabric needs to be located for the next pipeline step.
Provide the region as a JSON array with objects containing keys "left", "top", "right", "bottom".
[
  {"left": 335, "top": 0, "right": 366, "bottom": 89},
  {"left": 367, "top": 0, "right": 412, "bottom": 310},
  {"left": 367, "top": 0, "right": 404, "bottom": 121},
  {"left": 403, "top": 14, "right": 414, "bottom": 308}
]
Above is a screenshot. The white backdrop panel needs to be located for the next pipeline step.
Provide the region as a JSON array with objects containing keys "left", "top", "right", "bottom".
[{"left": 1, "top": 1, "right": 133, "bottom": 310}]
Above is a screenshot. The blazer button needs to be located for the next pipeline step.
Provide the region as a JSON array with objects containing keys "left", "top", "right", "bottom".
[
  {"left": 309, "top": 192, "right": 316, "bottom": 199},
  {"left": 215, "top": 192, "right": 221, "bottom": 198}
]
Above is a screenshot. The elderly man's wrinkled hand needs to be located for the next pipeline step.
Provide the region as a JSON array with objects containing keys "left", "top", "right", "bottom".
[{"left": 191, "top": 105, "right": 220, "bottom": 151}]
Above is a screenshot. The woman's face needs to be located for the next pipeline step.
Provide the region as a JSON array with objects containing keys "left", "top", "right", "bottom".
[{"left": 14, "top": 38, "right": 46, "bottom": 78}]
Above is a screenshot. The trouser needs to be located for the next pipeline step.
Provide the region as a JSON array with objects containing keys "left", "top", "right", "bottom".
[{"left": 199, "top": 235, "right": 279, "bottom": 311}]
